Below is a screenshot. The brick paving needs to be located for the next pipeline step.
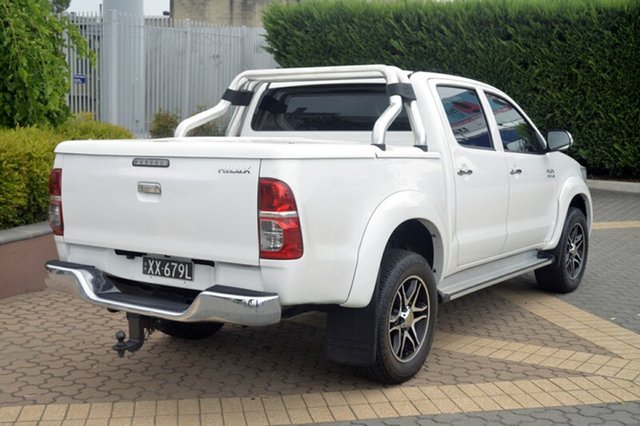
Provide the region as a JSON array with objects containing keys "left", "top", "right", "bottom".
[
  {"left": 0, "top": 293, "right": 592, "bottom": 407},
  {"left": 438, "top": 289, "right": 613, "bottom": 355},
  {"left": 0, "top": 189, "right": 639, "bottom": 425}
]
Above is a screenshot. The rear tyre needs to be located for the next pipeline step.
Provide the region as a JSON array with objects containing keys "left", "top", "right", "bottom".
[
  {"left": 155, "top": 320, "right": 223, "bottom": 340},
  {"left": 359, "top": 249, "right": 437, "bottom": 384},
  {"left": 535, "top": 207, "right": 588, "bottom": 293}
]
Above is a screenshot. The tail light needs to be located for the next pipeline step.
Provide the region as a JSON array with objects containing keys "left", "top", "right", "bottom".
[
  {"left": 48, "top": 168, "right": 64, "bottom": 236},
  {"left": 258, "top": 178, "right": 303, "bottom": 259}
]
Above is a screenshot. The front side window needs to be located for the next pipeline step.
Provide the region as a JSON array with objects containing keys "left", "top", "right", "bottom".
[
  {"left": 251, "top": 84, "right": 410, "bottom": 131},
  {"left": 436, "top": 86, "right": 493, "bottom": 149},
  {"left": 487, "top": 94, "right": 546, "bottom": 154}
]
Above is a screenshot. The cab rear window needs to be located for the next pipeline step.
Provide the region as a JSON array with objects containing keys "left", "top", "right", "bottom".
[{"left": 251, "top": 84, "right": 410, "bottom": 131}]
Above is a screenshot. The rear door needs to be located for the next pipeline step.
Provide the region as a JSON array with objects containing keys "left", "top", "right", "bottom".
[
  {"left": 435, "top": 85, "right": 509, "bottom": 266},
  {"left": 61, "top": 153, "right": 261, "bottom": 265}
]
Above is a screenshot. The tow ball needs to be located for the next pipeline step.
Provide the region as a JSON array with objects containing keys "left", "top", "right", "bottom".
[{"left": 112, "top": 313, "right": 154, "bottom": 357}]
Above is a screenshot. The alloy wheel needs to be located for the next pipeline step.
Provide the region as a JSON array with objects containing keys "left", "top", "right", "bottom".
[
  {"left": 565, "top": 222, "right": 585, "bottom": 279},
  {"left": 388, "top": 275, "right": 430, "bottom": 363}
]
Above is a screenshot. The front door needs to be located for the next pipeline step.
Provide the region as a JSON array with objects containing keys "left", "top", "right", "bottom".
[{"left": 485, "top": 93, "right": 557, "bottom": 252}]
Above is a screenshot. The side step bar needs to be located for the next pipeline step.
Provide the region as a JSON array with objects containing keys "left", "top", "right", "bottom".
[{"left": 438, "top": 251, "right": 554, "bottom": 303}]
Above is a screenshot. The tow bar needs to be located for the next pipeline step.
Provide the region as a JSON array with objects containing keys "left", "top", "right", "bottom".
[{"left": 112, "top": 313, "right": 154, "bottom": 357}]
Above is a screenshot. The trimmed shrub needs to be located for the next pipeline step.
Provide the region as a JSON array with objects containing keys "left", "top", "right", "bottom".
[
  {"left": 0, "top": 118, "right": 132, "bottom": 229},
  {"left": 0, "top": 128, "right": 57, "bottom": 229},
  {"left": 263, "top": 0, "right": 640, "bottom": 178},
  {"left": 187, "top": 110, "right": 225, "bottom": 137},
  {"left": 149, "top": 110, "right": 180, "bottom": 138},
  {"left": 56, "top": 113, "right": 133, "bottom": 141},
  {"left": 149, "top": 108, "right": 226, "bottom": 138}
]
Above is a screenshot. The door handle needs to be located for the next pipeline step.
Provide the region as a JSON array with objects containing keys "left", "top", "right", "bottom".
[
  {"left": 510, "top": 168, "right": 522, "bottom": 175},
  {"left": 457, "top": 168, "right": 473, "bottom": 176}
]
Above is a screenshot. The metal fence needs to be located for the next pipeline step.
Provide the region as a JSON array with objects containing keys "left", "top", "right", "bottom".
[{"left": 65, "top": 12, "right": 278, "bottom": 136}]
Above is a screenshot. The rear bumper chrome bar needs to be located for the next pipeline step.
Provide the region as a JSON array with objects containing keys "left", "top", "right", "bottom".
[{"left": 45, "top": 260, "right": 281, "bottom": 326}]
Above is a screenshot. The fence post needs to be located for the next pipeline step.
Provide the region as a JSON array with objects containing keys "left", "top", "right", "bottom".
[
  {"left": 242, "top": 26, "right": 249, "bottom": 71},
  {"left": 101, "top": 10, "right": 119, "bottom": 125},
  {"left": 132, "top": 13, "right": 146, "bottom": 136},
  {"left": 108, "top": 10, "right": 119, "bottom": 125},
  {"left": 181, "top": 19, "right": 192, "bottom": 120}
]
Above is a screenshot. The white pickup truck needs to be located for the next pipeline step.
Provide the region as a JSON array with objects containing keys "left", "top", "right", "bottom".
[{"left": 46, "top": 65, "right": 591, "bottom": 383}]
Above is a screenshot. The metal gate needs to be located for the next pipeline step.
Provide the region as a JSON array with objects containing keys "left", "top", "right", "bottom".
[{"left": 65, "top": 12, "right": 278, "bottom": 136}]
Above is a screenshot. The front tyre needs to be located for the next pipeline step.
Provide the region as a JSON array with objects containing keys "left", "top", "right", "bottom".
[
  {"left": 535, "top": 207, "right": 588, "bottom": 293},
  {"left": 360, "top": 249, "right": 437, "bottom": 384},
  {"left": 155, "top": 320, "right": 224, "bottom": 340}
]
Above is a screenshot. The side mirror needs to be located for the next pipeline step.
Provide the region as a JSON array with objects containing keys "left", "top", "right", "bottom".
[{"left": 547, "top": 130, "right": 573, "bottom": 151}]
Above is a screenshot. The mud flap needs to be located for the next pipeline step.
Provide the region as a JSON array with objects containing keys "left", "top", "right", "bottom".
[{"left": 325, "top": 288, "right": 378, "bottom": 366}]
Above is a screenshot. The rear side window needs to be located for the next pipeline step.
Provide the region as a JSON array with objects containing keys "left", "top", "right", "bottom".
[
  {"left": 436, "top": 86, "right": 493, "bottom": 149},
  {"left": 251, "top": 84, "right": 410, "bottom": 131}
]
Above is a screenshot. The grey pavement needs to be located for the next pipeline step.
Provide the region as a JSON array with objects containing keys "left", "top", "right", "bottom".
[
  {"left": 329, "top": 401, "right": 640, "bottom": 425},
  {"left": 589, "top": 189, "right": 640, "bottom": 222},
  {"left": 559, "top": 189, "right": 639, "bottom": 332}
]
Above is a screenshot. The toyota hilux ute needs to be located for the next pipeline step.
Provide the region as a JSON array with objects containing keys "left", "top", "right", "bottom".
[{"left": 45, "top": 65, "right": 591, "bottom": 383}]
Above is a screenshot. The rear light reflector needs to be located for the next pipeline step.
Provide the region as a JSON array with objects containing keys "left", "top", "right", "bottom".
[
  {"left": 49, "top": 168, "right": 62, "bottom": 196},
  {"left": 48, "top": 168, "right": 64, "bottom": 236},
  {"left": 259, "top": 178, "right": 303, "bottom": 259},
  {"left": 48, "top": 201, "right": 64, "bottom": 236}
]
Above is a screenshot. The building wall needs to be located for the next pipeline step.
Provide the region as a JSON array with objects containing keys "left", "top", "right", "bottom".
[{"left": 171, "top": 0, "right": 299, "bottom": 27}]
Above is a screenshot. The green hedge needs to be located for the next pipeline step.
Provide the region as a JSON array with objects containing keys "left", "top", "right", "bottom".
[
  {"left": 0, "top": 117, "right": 132, "bottom": 230},
  {"left": 263, "top": 0, "right": 640, "bottom": 178}
]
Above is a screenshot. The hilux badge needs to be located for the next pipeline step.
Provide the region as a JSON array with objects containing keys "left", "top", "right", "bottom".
[{"left": 218, "top": 167, "right": 252, "bottom": 174}]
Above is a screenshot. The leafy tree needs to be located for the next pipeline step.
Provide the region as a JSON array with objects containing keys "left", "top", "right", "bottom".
[
  {"left": 0, "top": 0, "right": 88, "bottom": 128},
  {"left": 51, "top": 0, "right": 71, "bottom": 13}
]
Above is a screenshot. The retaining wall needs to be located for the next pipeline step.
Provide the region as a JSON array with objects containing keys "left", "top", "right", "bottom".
[{"left": 0, "top": 223, "right": 56, "bottom": 299}]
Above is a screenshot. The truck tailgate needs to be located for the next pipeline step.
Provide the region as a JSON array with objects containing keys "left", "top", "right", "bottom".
[{"left": 60, "top": 153, "right": 260, "bottom": 266}]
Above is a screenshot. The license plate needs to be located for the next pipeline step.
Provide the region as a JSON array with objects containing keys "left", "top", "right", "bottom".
[{"left": 142, "top": 257, "right": 194, "bottom": 281}]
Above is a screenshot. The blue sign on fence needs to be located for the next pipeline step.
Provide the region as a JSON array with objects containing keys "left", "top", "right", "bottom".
[{"left": 73, "top": 74, "right": 87, "bottom": 84}]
